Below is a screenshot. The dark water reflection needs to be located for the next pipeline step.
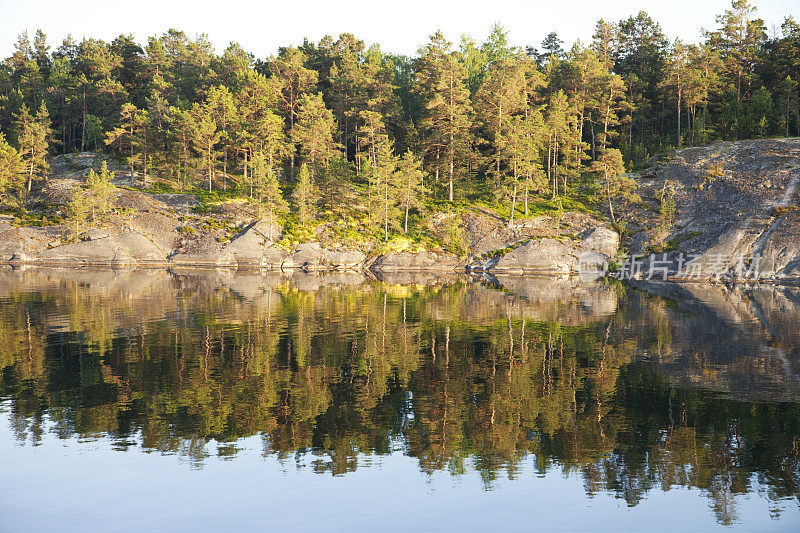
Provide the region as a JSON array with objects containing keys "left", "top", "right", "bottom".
[{"left": 1, "top": 267, "right": 799, "bottom": 529}]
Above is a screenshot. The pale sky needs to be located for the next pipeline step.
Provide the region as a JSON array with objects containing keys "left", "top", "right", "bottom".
[{"left": 1, "top": 0, "right": 799, "bottom": 59}]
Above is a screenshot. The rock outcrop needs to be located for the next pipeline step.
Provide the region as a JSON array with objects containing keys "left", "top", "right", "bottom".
[
  {"left": 628, "top": 138, "right": 800, "bottom": 280},
  {"left": 367, "top": 250, "right": 460, "bottom": 271},
  {"left": 33, "top": 231, "right": 167, "bottom": 266},
  {"left": 168, "top": 223, "right": 367, "bottom": 271},
  {"left": 467, "top": 227, "right": 620, "bottom": 274}
]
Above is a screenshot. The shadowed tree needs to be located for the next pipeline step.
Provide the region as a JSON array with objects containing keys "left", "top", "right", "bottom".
[
  {"left": 0, "top": 132, "right": 24, "bottom": 205},
  {"left": 14, "top": 101, "right": 52, "bottom": 192},
  {"left": 590, "top": 148, "right": 638, "bottom": 223}
]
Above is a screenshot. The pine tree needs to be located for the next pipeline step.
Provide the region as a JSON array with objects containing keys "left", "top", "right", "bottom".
[
  {"left": 206, "top": 85, "right": 238, "bottom": 190},
  {"left": 370, "top": 136, "right": 400, "bottom": 241},
  {"left": 560, "top": 46, "right": 605, "bottom": 166},
  {"left": 709, "top": 0, "right": 766, "bottom": 107},
  {"left": 167, "top": 107, "right": 195, "bottom": 190},
  {"left": 291, "top": 163, "right": 317, "bottom": 226},
  {"left": 397, "top": 150, "right": 424, "bottom": 234},
  {"left": 66, "top": 186, "right": 90, "bottom": 241},
  {"left": 190, "top": 103, "right": 221, "bottom": 191},
  {"left": 474, "top": 55, "right": 530, "bottom": 178},
  {"left": 778, "top": 76, "right": 799, "bottom": 137},
  {"left": 270, "top": 47, "right": 319, "bottom": 179},
  {"left": 33, "top": 30, "right": 51, "bottom": 80},
  {"left": 234, "top": 69, "right": 281, "bottom": 184},
  {"left": 541, "top": 32, "right": 565, "bottom": 59},
  {"left": 72, "top": 38, "right": 126, "bottom": 151},
  {"left": 415, "top": 34, "right": 473, "bottom": 201},
  {"left": 687, "top": 43, "right": 722, "bottom": 144},
  {"left": 292, "top": 93, "right": 337, "bottom": 175},
  {"left": 85, "top": 160, "right": 116, "bottom": 221},
  {"left": 0, "top": 132, "right": 24, "bottom": 205},
  {"left": 590, "top": 148, "right": 638, "bottom": 223},
  {"left": 662, "top": 39, "right": 691, "bottom": 146},
  {"left": 14, "top": 101, "right": 51, "bottom": 192},
  {"left": 616, "top": 11, "right": 668, "bottom": 146},
  {"left": 261, "top": 110, "right": 289, "bottom": 172},
  {"left": 592, "top": 19, "right": 619, "bottom": 69},
  {"left": 502, "top": 111, "right": 546, "bottom": 220},
  {"left": 105, "top": 103, "right": 138, "bottom": 184},
  {"left": 251, "top": 150, "right": 288, "bottom": 239},
  {"left": 544, "top": 90, "right": 571, "bottom": 198}
]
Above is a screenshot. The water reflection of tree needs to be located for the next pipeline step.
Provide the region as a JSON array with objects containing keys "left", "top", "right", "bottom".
[{"left": 0, "top": 275, "right": 798, "bottom": 524}]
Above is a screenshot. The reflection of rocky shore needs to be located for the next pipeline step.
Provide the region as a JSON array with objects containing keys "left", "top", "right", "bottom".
[
  {"left": 3, "top": 267, "right": 799, "bottom": 407},
  {"left": 1, "top": 267, "right": 800, "bottom": 522},
  {"left": 0, "top": 265, "right": 622, "bottom": 326},
  {"left": 631, "top": 281, "right": 800, "bottom": 402}
]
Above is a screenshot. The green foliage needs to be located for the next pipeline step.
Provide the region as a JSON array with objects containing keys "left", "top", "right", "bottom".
[
  {"left": 291, "top": 163, "right": 317, "bottom": 226},
  {"left": 657, "top": 181, "right": 677, "bottom": 234},
  {"left": 85, "top": 161, "right": 116, "bottom": 218},
  {"left": 250, "top": 151, "right": 288, "bottom": 237},
  {"left": 14, "top": 101, "right": 52, "bottom": 193},
  {"left": 0, "top": 132, "right": 24, "bottom": 206},
  {"left": 65, "top": 188, "right": 90, "bottom": 240},
  {"left": 704, "top": 162, "right": 725, "bottom": 179},
  {"left": 63, "top": 161, "right": 116, "bottom": 240},
  {"left": 590, "top": 148, "right": 639, "bottom": 223},
  {"left": 280, "top": 216, "right": 317, "bottom": 247},
  {"left": 440, "top": 215, "right": 468, "bottom": 257},
  {"left": 771, "top": 205, "right": 798, "bottom": 217},
  {"left": 2, "top": 5, "right": 798, "bottom": 236}
]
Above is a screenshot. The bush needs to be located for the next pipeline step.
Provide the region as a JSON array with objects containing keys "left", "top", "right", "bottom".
[{"left": 704, "top": 162, "right": 725, "bottom": 179}]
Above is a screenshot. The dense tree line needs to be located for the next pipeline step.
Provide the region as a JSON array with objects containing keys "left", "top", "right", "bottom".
[{"left": 0, "top": 0, "right": 799, "bottom": 234}]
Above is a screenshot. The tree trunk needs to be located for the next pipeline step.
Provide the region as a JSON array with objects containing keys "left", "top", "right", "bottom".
[
  {"left": 208, "top": 145, "right": 212, "bottom": 192},
  {"left": 143, "top": 126, "right": 148, "bottom": 184},
  {"left": 603, "top": 86, "right": 613, "bottom": 151},
  {"left": 81, "top": 89, "right": 86, "bottom": 152},
  {"left": 509, "top": 161, "right": 518, "bottom": 226},
  {"left": 677, "top": 87, "right": 682, "bottom": 147},
  {"left": 129, "top": 123, "right": 134, "bottom": 185},
  {"left": 62, "top": 98, "right": 67, "bottom": 154},
  {"left": 404, "top": 195, "right": 410, "bottom": 234},
  {"left": 383, "top": 177, "right": 389, "bottom": 242},
  {"left": 547, "top": 135, "right": 553, "bottom": 198},
  {"left": 524, "top": 172, "right": 529, "bottom": 216},
  {"left": 605, "top": 172, "right": 616, "bottom": 223},
  {"left": 448, "top": 76, "right": 455, "bottom": 202}
]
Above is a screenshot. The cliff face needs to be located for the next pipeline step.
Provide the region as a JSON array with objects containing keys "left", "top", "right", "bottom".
[{"left": 627, "top": 139, "right": 800, "bottom": 280}]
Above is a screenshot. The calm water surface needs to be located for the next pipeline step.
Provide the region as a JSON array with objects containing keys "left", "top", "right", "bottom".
[{"left": 1, "top": 267, "right": 799, "bottom": 531}]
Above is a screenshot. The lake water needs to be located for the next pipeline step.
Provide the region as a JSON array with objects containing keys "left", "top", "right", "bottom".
[{"left": 1, "top": 267, "right": 799, "bottom": 532}]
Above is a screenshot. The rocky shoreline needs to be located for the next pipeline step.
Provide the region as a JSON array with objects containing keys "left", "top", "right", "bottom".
[
  {"left": 5, "top": 139, "right": 800, "bottom": 280},
  {"left": 0, "top": 218, "right": 620, "bottom": 275}
]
